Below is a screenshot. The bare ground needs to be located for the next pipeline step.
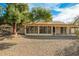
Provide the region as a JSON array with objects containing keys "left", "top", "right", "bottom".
[{"left": 0, "top": 35, "right": 77, "bottom": 56}]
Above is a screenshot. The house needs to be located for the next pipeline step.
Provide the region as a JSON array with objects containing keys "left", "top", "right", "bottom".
[{"left": 24, "top": 21, "right": 79, "bottom": 36}]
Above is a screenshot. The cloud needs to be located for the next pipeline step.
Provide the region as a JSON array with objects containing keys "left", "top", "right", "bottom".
[
  {"left": 29, "top": 3, "right": 79, "bottom": 23},
  {"left": 53, "top": 4, "right": 79, "bottom": 23}
]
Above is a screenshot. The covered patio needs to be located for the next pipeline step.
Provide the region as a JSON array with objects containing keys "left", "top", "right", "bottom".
[{"left": 24, "top": 22, "right": 79, "bottom": 36}]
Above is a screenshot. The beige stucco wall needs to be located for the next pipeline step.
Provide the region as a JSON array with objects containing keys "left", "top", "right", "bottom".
[
  {"left": 71, "top": 28, "right": 75, "bottom": 34},
  {"left": 55, "top": 27, "right": 61, "bottom": 35},
  {"left": 66, "top": 27, "right": 70, "bottom": 34}
]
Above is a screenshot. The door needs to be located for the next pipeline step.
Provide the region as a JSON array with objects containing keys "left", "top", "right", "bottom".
[{"left": 53, "top": 27, "right": 55, "bottom": 35}]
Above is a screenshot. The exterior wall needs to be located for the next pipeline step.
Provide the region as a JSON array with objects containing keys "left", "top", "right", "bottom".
[
  {"left": 55, "top": 27, "right": 61, "bottom": 35},
  {"left": 70, "top": 28, "right": 75, "bottom": 34},
  {"left": 66, "top": 27, "right": 70, "bottom": 34}
]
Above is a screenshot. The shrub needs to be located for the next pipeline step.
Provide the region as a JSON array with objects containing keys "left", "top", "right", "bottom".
[
  {"left": 54, "top": 40, "right": 79, "bottom": 56},
  {"left": 75, "top": 30, "right": 79, "bottom": 38}
]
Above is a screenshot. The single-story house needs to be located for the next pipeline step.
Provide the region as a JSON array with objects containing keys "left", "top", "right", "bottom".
[{"left": 24, "top": 21, "right": 79, "bottom": 36}]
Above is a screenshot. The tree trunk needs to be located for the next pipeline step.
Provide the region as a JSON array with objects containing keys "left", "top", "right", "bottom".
[{"left": 13, "top": 22, "right": 17, "bottom": 35}]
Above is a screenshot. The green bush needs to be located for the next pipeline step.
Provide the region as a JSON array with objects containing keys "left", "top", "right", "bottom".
[
  {"left": 75, "top": 30, "right": 79, "bottom": 37},
  {"left": 54, "top": 40, "right": 79, "bottom": 56}
]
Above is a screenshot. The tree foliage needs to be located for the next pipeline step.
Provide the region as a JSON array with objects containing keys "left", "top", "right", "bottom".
[
  {"left": 5, "top": 3, "right": 29, "bottom": 34},
  {"left": 3, "top": 4, "right": 53, "bottom": 35},
  {"left": 29, "top": 7, "right": 52, "bottom": 22},
  {"left": 6, "top": 3, "right": 29, "bottom": 24},
  {"left": 0, "top": 5, "right": 6, "bottom": 24}
]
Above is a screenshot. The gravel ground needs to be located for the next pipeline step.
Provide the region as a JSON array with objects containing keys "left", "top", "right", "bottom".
[{"left": 0, "top": 35, "right": 77, "bottom": 56}]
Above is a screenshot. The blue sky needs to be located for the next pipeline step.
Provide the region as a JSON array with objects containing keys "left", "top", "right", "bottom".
[
  {"left": 29, "top": 3, "right": 77, "bottom": 15},
  {"left": 0, "top": 3, "right": 79, "bottom": 23}
]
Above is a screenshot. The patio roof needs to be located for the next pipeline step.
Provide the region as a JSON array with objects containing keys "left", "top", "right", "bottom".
[
  {"left": 30, "top": 21, "right": 65, "bottom": 25},
  {"left": 26, "top": 21, "right": 79, "bottom": 27}
]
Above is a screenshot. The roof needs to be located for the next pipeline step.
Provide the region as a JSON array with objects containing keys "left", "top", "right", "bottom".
[
  {"left": 30, "top": 21, "right": 65, "bottom": 25},
  {"left": 26, "top": 21, "right": 79, "bottom": 27},
  {"left": 52, "top": 21, "right": 65, "bottom": 24}
]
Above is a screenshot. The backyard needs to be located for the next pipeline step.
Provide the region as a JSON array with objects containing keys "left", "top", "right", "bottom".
[
  {"left": 0, "top": 3, "right": 79, "bottom": 56},
  {"left": 0, "top": 34, "right": 78, "bottom": 56}
]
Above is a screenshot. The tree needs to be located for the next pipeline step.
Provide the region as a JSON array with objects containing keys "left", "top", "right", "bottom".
[
  {"left": 73, "top": 16, "right": 79, "bottom": 37},
  {"left": 29, "top": 7, "right": 52, "bottom": 22},
  {"left": 73, "top": 16, "right": 79, "bottom": 25},
  {"left": 0, "top": 5, "right": 6, "bottom": 25},
  {"left": 0, "top": 6, "right": 3, "bottom": 16},
  {"left": 5, "top": 3, "right": 29, "bottom": 35},
  {"left": 5, "top": 4, "right": 52, "bottom": 35}
]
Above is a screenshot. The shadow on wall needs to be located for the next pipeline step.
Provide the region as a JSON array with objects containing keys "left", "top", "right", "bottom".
[{"left": 0, "top": 43, "right": 16, "bottom": 50}]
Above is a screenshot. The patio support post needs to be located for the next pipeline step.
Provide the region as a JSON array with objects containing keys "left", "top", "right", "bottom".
[
  {"left": 51, "top": 26, "right": 53, "bottom": 35},
  {"left": 38, "top": 26, "right": 40, "bottom": 34},
  {"left": 24, "top": 25, "right": 26, "bottom": 35},
  {"left": 46, "top": 26, "right": 48, "bottom": 34},
  {"left": 55, "top": 27, "right": 56, "bottom": 35},
  {"left": 67, "top": 27, "right": 70, "bottom": 35}
]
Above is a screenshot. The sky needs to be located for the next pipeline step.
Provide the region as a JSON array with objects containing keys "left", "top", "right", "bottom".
[{"left": 0, "top": 3, "right": 79, "bottom": 23}]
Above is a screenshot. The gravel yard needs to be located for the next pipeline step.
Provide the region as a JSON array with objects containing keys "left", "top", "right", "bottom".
[{"left": 0, "top": 35, "right": 77, "bottom": 56}]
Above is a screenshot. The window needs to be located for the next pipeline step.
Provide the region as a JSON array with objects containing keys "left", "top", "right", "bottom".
[
  {"left": 26, "top": 26, "right": 38, "bottom": 34},
  {"left": 39, "top": 26, "right": 51, "bottom": 34}
]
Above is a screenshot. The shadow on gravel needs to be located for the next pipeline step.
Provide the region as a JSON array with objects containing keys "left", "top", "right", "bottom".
[
  {"left": 0, "top": 43, "right": 16, "bottom": 50},
  {"left": 0, "top": 30, "right": 12, "bottom": 41}
]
